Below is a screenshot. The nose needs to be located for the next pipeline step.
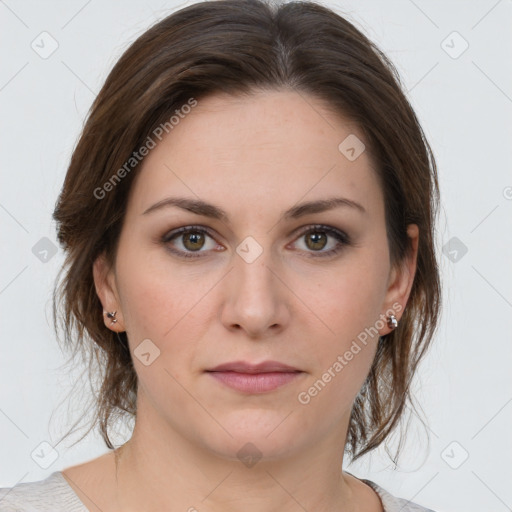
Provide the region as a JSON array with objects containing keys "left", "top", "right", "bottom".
[{"left": 220, "top": 246, "right": 290, "bottom": 339}]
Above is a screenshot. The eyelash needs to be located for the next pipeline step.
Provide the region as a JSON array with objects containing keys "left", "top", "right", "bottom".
[{"left": 161, "top": 224, "right": 351, "bottom": 260}]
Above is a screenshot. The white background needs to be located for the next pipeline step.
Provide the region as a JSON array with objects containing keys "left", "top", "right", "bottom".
[{"left": 1, "top": 1, "right": 511, "bottom": 511}]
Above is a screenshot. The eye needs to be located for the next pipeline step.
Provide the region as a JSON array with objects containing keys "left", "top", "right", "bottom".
[
  {"left": 291, "top": 224, "right": 351, "bottom": 258},
  {"left": 161, "top": 224, "right": 351, "bottom": 260},
  {"left": 162, "top": 226, "right": 221, "bottom": 259}
]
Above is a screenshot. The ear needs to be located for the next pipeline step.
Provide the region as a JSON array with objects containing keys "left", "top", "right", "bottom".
[
  {"left": 93, "top": 252, "right": 125, "bottom": 332},
  {"left": 379, "top": 223, "right": 419, "bottom": 336}
]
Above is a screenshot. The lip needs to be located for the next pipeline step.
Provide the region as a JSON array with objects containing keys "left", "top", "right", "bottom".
[
  {"left": 206, "top": 360, "right": 300, "bottom": 373},
  {"left": 205, "top": 360, "right": 303, "bottom": 393}
]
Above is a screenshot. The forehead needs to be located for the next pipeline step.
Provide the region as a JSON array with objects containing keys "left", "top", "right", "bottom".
[{"left": 126, "top": 90, "right": 384, "bottom": 223}]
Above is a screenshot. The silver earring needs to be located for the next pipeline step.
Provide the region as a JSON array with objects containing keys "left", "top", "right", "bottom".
[
  {"left": 105, "top": 310, "right": 118, "bottom": 324},
  {"left": 387, "top": 314, "right": 398, "bottom": 330}
]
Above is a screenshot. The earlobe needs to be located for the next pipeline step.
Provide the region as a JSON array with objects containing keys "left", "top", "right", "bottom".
[
  {"left": 93, "top": 253, "right": 125, "bottom": 331},
  {"left": 103, "top": 309, "right": 120, "bottom": 327}
]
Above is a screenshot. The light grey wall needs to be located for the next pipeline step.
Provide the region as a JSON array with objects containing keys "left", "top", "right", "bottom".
[{"left": 1, "top": 1, "right": 511, "bottom": 511}]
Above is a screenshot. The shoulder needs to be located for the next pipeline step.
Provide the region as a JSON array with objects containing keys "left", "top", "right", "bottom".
[
  {"left": 362, "top": 477, "right": 438, "bottom": 512},
  {"left": 0, "top": 471, "right": 88, "bottom": 512}
]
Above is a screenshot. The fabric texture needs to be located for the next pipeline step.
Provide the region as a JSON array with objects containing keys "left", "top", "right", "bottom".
[
  {"left": 0, "top": 470, "right": 437, "bottom": 511},
  {"left": 0, "top": 472, "right": 87, "bottom": 512}
]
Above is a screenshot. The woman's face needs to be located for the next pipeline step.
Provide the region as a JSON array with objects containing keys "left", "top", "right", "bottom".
[{"left": 94, "top": 89, "right": 417, "bottom": 461}]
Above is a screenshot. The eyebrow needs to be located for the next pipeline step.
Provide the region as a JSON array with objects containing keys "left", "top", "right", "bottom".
[{"left": 142, "top": 196, "right": 366, "bottom": 221}]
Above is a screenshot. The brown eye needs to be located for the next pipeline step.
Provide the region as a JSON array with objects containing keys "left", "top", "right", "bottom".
[
  {"left": 305, "top": 231, "right": 328, "bottom": 251},
  {"left": 182, "top": 231, "right": 206, "bottom": 251},
  {"left": 293, "top": 225, "right": 351, "bottom": 258},
  {"left": 162, "top": 226, "right": 219, "bottom": 259}
]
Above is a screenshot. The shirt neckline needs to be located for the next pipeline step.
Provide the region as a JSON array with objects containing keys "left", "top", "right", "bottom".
[
  {"left": 52, "top": 471, "right": 90, "bottom": 511},
  {"left": 54, "top": 469, "right": 397, "bottom": 512}
]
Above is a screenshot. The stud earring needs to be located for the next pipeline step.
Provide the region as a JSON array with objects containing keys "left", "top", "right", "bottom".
[
  {"left": 387, "top": 314, "right": 398, "bottom": 330},
  {"left": 104, "top": 310, "right": 118, "bottom": 324}
]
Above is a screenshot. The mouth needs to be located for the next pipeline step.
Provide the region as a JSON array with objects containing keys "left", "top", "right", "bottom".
[
  {"left": 207, "top": 360, "right": 301, "bottom": 373},
  {"left": 205, "top": 360, "right": 303, "bottom": 393}
]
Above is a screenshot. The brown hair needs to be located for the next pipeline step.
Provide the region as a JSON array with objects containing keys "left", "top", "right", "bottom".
[{"left": 52, "top": 0, "right": 441, "bottom": 463}]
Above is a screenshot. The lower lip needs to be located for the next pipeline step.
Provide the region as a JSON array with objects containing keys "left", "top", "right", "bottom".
[{"left": 207, "top": 371, "right": 302, "bottom": 393}]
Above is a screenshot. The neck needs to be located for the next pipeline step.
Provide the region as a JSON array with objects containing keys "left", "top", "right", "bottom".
[{"left": 112, "top": 394, "right": 372, "bottom": 512}]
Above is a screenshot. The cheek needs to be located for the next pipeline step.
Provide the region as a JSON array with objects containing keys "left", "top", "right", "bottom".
[
  {"left": 294, "top": 252, "right": 388, "bottom": 402},
  {"left": 298, "top": 253, "right": 389, "bottom": 342},
  {"left": 296, "top": 275, "right": 381, "bottom": 415},
  {"left": 117, "top": 273, "right": 173, "bottom": 342},
  {"left": 113, "top": 242, "right": 174, "bottom": 342},
  {"left": 115, "top": 246, "right": 217, "bottom": 360}
]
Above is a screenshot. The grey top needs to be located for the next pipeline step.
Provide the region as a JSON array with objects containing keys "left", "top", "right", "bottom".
[{"left": 0, "top": 471, "right": 437, "bottom": 511}]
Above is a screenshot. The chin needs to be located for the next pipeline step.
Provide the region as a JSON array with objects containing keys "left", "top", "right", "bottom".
[{"left": 194, "top": 411, "right": 307, "bottom": 463}]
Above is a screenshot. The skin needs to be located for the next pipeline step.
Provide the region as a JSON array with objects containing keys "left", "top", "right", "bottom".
[{"left": 62, "top": 89, "right": 418, "bottom": 512}]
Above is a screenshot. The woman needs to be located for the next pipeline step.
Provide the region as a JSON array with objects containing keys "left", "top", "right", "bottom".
[{"left": 0, "top": 0, "right": 441, "bottom": 510}]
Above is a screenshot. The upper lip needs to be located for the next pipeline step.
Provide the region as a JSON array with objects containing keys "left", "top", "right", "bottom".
[{"left": 206, "top": 360, "right": 301, "bottom": 373}]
